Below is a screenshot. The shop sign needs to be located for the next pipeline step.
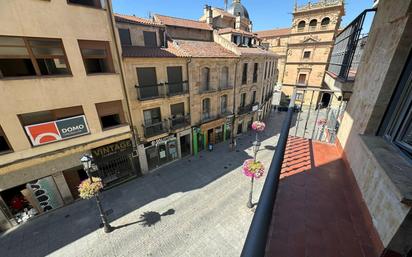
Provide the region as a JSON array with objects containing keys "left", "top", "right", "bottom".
[
  {"left": 25, "top": 115, "right": 89, "bottom": 146},
  {"left": 151, "top": 135, "right": 175, "bottom": 146},
  {"left": 91, "top": 139, "right": 133, "bottom": 160},
  {"left": 252, "top": 104, "right": 259, "bottom": 112}
]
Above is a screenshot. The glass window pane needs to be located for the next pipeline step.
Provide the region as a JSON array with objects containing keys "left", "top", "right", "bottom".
[
  {"left": 28, "top": 39, "right": 61, "bottom": 47},
  {"left": 81, "top": 48, "right": 106, "bottom": 58},
  {"left": 0, "top": 46, "right": 29, "bottom": 56},
  {"left": 400, "top": 119, "right": 412, "bottom": 145},
  {"left": 32, "top": 47, "right": 64, "bottom": 56},
  {"left": 37, "top": 58, "right": 69, "bottom": 75},
  {"left": 0, "top": 36, "right": 25, "bottom": 46},
  {"left": 0, "top": 59, "right": 36, "bottom": 77}
]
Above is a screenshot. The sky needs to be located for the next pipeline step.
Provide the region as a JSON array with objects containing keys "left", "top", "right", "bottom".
[{"left": 112, "top": 0, "right": 375, "bottom": 32}]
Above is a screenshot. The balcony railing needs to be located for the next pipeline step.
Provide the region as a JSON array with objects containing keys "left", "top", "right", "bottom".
[
  {"left": 135, "top": 83, "right": 166, "bottom": 100},
  {"left": 241, "top": 87, "right": 351, "bottom": 257},
  {"left": 199, "top": 85, "right": 218, "bottom": 94},
  {"left": 142, "top": 121, "right": 168, "bottom": 138},
  {"left": 327, "top": 9, "right": 375, "bottom": 81},
  {"left": 238, "top": 104, "right": 253, "bottom": 115},
  {"left": 166, "top": 81, "right": 189, "bottom": 96},
  {"left": 201, "top": 112, "right": 219, "bottom": 122},
  {"left": 169, "top": 114, "right": 190, "bottom": 130}
]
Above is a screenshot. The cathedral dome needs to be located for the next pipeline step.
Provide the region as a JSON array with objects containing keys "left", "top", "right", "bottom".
[{"left": 227, "top": 0, "right": 250, "bottom": 20}]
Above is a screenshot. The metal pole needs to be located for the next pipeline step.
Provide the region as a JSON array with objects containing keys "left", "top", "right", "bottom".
[
  {"left": 247, "top": 177, "right": 254, "bottom": 209},
  {"left": 311, "top": 92, "right": 323, "bottom": 140},
  {"left": 95, "top": 193, "right": 113, "bottom": 233},
  {"left": 303, "top": 90, "right": 315, "bottom": 138},
  {"left": 294, "top": 89, "right": 305, "bottom": 137}
]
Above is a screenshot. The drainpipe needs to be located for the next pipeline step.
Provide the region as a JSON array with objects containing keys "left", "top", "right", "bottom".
[
  {"left": 185, "top": 57, "right": 195, "bottom": 155},
  {"left": 230, "top": 57, "right": 241, "bottom": 150},
  {"left": 106, "top": 0, "right": 139, "bottom": 150}
]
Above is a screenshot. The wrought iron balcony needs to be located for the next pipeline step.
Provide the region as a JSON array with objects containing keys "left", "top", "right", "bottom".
[
  {"left": 238, "top": 104, "right": 253, "bottom": 115},
  {"left": 327, "top": 9, "right": 375, "bottom": 82},
  {"left": 169, "top": 114, "right": 190, "bottom": 130},
  {"left": 166, "top": 81, "right": 189, "bottom": 96},
  {"left": 142, "top": 121, "right": 168, "bottom": 138},
  {"left": 135, "top": 83, "right": 166, "bottom": 101}
]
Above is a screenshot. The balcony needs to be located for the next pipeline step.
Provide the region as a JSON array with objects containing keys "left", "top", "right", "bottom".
[
  {"left": 265, "top": 92, "right": 273, "bottom": 101},
  {"left": 169, "top": 114, "right": 190, "bottom": 130},
  {"left": 201, "top": 112, "right": 218, "bottom": 123},
  {"left": 135, "top": 84, "right": 166, "bottom": 101},
  {"left": 238, "top": 104, "right": 253, "bottom": 115},
  {"left": 240, "top": 88, "right": 383, "bottom": 257},
  {"left": 199, "top": 85, "right": 218, "bottom": 94},
  {"left": 166, "top": 81, "right": 189, "bottom": 97},
  {"left": 142, "top": 121, "right": 168, "bottom": 138},
  {"left": 218, "top": 84, "right": 234, "bottom": 91}
]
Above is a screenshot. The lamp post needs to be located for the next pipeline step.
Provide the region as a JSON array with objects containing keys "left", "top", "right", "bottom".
[{"left": 80, "top": 154, "right": 113, "bottom": 233}]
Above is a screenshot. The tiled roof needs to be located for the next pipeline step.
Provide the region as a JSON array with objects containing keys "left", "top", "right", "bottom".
[
  {"left": 114, "top": 13, "right": 163, "bottom": 27},
  {"left": 154, "top": 14, "right": 213, "bottom": 31},
  {"left": 218, "top": 28, "right": 256, "bottom": 37},
  {"left": 212, "top": 8, "right": 235, "bottom": 18},
  {"left": 237, "top": 46, "right": 278, "bottom": 57},
  {"left": 174, "top": 40, "right": 238, "bottom": 58},
  {"left": 122, "top": 43, "right": 189, "bottom": 58},
  {"left": 256, "top": 28, "right": 290, "bottom": 38}
]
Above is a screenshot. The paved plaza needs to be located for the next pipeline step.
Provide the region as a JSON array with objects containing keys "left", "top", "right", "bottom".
[{"left": 0, "top": 111, "right": 292, "bottom": 257}]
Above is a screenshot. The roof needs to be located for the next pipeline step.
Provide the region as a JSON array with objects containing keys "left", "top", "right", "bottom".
[
  {"left": 122, "top": 43, "right": 189, "bottom": 58},
  {"left": 237, "top": 46, "right": 278, "bottom": 57},
  {"left": 154, "top": 14, "right": 213, "bottom": 31},
  {"left": 256, "top": 28, "right": 290, "bottom": 38},
  {"left": 212, "top": 7, "right": 236, "bottom": 18},
  {"left": 218, "top": 28, "right": 256, "bottom": 37},
  {"left": 114, "top": 13, "right": 163, "bottom": 27},
  {"left": 174, "top": 40, "right": 238, "bottom": 58}
]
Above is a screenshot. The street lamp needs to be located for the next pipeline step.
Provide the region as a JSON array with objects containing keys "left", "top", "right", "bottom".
[{"left": 80, "top": 154, "right": 113, "bottom": 233}]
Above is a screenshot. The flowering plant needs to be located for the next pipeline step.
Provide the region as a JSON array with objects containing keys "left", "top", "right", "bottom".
[
  {"left": 251, "top": 121, "right": 266, "bottom": 132},
  {"left": 317, "top": 118, "right": 327, "bottom": 126},
  {"left": 78, "top": 177, "right": 103, "bottom": 199},
  {"left": 242, "top": 159, "right": 265, "bottom": 179}
]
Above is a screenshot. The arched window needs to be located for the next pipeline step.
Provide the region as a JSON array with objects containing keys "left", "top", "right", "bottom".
[
  {"left": 202, "top": 98, "right": 211, "bottom": 114},
  {"left": 297, "top": 21, "right": 306, "bottom": 31},
  {"left": 220, "top": 95, "right": 228, "bottom": 114},
  {"left": 220, "top": 66, "right": 229, "bottom": 89},
  {"left": 309, "top": 19, "right": 317, "bottom": 30},
  {"left": 321, "top": 17, "right": 330, "bottom": 27},
  {"left": 201, "top": 67, "right": 210, "bottom": 91}
]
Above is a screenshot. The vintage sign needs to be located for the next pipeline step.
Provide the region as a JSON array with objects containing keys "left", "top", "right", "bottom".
[
  {"left": 25, "top": 115, "right": 89, "bottom": 146},
  {"left": 91, "top": 139, "right": 133, "bottom": 160}
]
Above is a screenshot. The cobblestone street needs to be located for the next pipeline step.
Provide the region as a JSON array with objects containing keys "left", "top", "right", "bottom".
[{"left": 0, "top": 111, "right": 288, "bottom": 257}]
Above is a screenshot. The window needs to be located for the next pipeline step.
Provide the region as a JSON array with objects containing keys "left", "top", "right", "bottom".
[
  {"left": 143, "top": 31, "right": 157, "bottom": 47},
  {"left": 67, "top": 0, "right": 102, "bottom": 8},
  {"left": 240, "top": 93, "right": 246, "bottom": 107},
  {"left": 233, "top": 35, "right": 241, "bottom": 45},
  {"left": 0, "top": 36, "right": 70, "bottom": 78},
  {"left": 242, "top": 63, "right": 248, "bottom": 84},
  {"left": 118, "top": 28, "right": 132, "bottom": 46},
  {"left": 252, "top": 91, "right": 256, "bottom": 104},
  {"left": 253, "top": 63, "right": 258, "bottom": 83},
  {"left": 202, "top": 98, "right": 211, "bottom": 114},
  {"left": 321, "top": 17, "right": 330, "bottom": 27},
  {"left": 380, "top": 54, "right": 412, "bottom": 158},
  {"left": 309, "top": 19, "right": 317, "bottom": 30},
  {"left": 264, "top": 62, "right": 268, "bottom": 79},
  {"left": 268, "top": 62, "right": 272, "bottom": 78},
  {"left": 298, "top": 21, "right": 306, "bottom": 31},
  {"left": 96, "top": 100, "right": 126, "bottom": 130},
  {"left": 296, "top": 92, "right": 304, "bottom": 101},
  {"left": 0, "top": 126, "right": 12, "bottom": 154},
  {"left": 298, "top": 73, "right": 307, "bottom": 85},
  {"left": 137, "top": 67, "right": 158, "bottom": 99},
  {"left": 171, "top": 103, "right": 184, "bottom": 117},
  {"left": 143, "top": 107, "right": 161, "bottom": 125},
  {"left": 19, "top": 106, "right": 84, "bottom": 127},
  {"left": 220, "top": 66, "right": 229, "bottom": 88},
  {"left": 78, "top": 40, "right": 114, "bottom": 74},
  {"left": 221, "top": 95, "right": 228, "bottom": 114},
  {"left": 167, "top": 66, "right": 184, "bottom": 95},
  {"left": 303, "top": 51, "right": 311, "bottom": 59},
  {"left": 201, "top": 67, "right": 210, "bottom": 91}
]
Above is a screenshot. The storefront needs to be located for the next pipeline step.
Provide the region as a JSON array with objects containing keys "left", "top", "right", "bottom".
[
  {"left": 194, "top": 118, "right": 231, "bottom": 151},
  {"left": 90, "top": 139, "right": 140, "bottom": 187},
  {"left": 145, "top": 135, "right": 179, "bottom": 170},
  {"left": 0, "top": 175, "right": 64, "bottom": 227}
]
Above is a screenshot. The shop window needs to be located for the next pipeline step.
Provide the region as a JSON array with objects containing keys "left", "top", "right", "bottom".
[
  {"left": 201, "top": 67, "right": 210, "bottom": 91},
  {"left": 303, "top": 51, "right": 311, "bottom": 59},
  {"left": 298, "top": 73, "right": 307, "bottom": 85},
  {"left": 0, "top": 36, "right": 70, "bottom": 78},
  {"left": 298, "top": 21, "right": 306, "bottom": 31},
  {"left": 0, "top": 126, "right": 12, "bottom": 153},
  {"left": 220, "top": 66, "right": 229, "bottom": 88},
  {"left": 253, "top": 63, "right": 258, "bottom": 83},
  {"left": 96, "top": 100, "right": 126, "bottom": 130},
  {"left": 118, "top": 28, "right": 132, "bottom": 46},
  {"left": 78, "top": 40, "right": 114, "bottom": 74},
  {"left": 221, "top": 95, "right": 228, "bottom": 114},
  {"left": 67, "top": 0, "right": 102, "bottom": 8},
  {"left": 380, "top": 53, "right": 412, "bottom": 159},
  {"left": 321, "top": 17, "right": 330, "bottom": 27},
  {"left": 242, "top": 63, "right": 248, "bottom": 84},
  {"left": 143, "top": 31, "right": 157, "bottom": 47}
]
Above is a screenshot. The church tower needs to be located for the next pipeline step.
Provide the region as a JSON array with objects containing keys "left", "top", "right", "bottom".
[{"left": 281, "top": 0, "right": 344, "bottom": 101}]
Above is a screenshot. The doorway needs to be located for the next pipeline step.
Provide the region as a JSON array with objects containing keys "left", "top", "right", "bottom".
[
  {"left": 180, "top": 134, "right": 191, "bottom": 157},
  {"left": 207, "top": 129, "right": 214, "bottom": 145}
]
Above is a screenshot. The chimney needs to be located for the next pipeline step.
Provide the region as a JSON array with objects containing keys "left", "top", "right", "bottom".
[{"left": 205, "top": 5, "right": 213, "bottom": 25}]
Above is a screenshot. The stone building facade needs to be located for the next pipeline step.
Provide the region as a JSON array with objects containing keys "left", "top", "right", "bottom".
[
  {"left": 257, "top": 0, "right": 344, "bottom": 104},
  {"left": 0, "top": 0, "right": 138, "bottom": 231}
]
